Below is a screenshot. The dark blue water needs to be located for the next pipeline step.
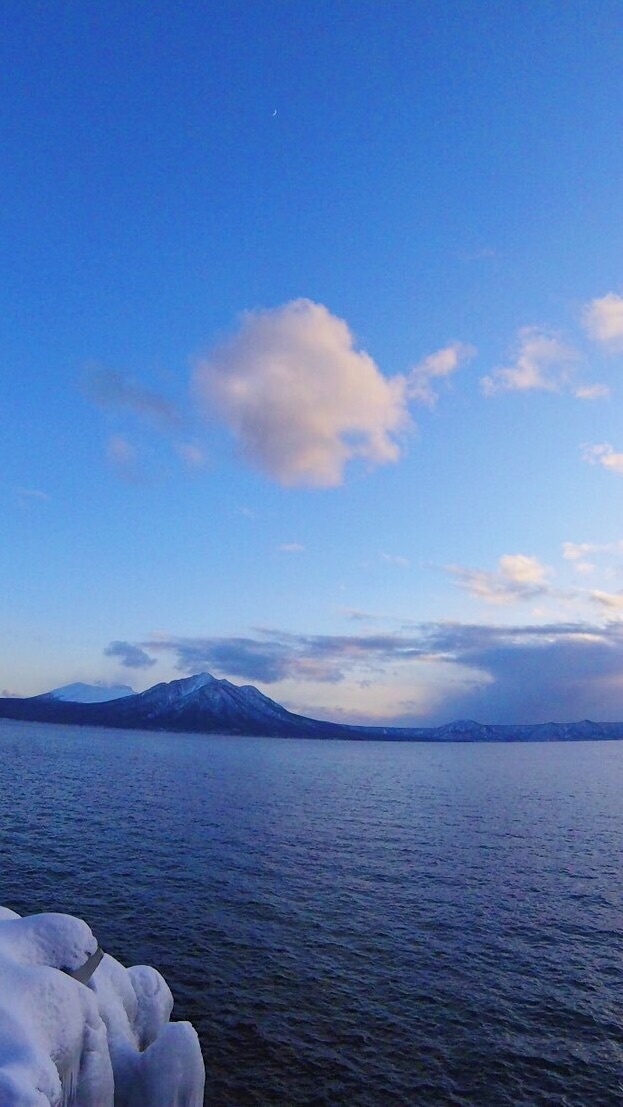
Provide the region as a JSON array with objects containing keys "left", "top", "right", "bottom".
[{"left": 0, "top": 721, "right": 622, "bottom": 1105}]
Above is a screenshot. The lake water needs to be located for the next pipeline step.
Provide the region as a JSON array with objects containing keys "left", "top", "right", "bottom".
[{"left": 0, "top": 720, "right": 622, "bottom": 1105}]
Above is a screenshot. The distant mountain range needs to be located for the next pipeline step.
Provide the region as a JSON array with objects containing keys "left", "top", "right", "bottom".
[
  {"left": 39, "top": 682, "right": 135, "bottom": 703},
  {"left": 1, "top": 672, "right": 623, "bottom": 741}
]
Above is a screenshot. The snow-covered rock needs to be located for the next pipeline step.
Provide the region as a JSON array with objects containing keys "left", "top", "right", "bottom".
[{"left": 0, "top": 907, "right": 205, "bottom": 1106}]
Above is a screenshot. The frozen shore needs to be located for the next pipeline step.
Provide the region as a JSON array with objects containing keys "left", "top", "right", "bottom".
[{"left": 0, "top": 905, "right": 205, "bottom": 1106}]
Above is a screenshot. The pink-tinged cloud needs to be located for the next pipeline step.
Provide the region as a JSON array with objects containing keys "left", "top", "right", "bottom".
[
  {"left": 573, "top": 383, "right": 610, "bottom": 400},
  {"left": 192, "top": 299, "right": 410, "bottom": 487},
  {"left": 582, "top": 292, "right": 623, "bottom": 349},
  {"left": 582, "top": 443, "right": 623, "bottom": 474},
  {"left": 589, "top": 589, "right": 623, "bottom": 611},
  {"left": 446, "top": 553, "right": 552, "bottom": 605},
  {"left": 407, "top": 341, "right": 475, "bottom": 407},
  {"left": 481, "top": 327, "right": 578, "bottom": 395}
]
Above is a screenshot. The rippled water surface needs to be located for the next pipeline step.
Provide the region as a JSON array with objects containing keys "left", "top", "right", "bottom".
[{"left": 0, "top": 721, "right": 622, "bottom": 1105}]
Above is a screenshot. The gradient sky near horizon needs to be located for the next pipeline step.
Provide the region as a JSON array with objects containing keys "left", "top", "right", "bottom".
[{"left": 3, "top": 0, "right": 623, "bottom": 724}]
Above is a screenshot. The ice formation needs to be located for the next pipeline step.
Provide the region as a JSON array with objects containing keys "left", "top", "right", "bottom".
[{"left": 0, "top": 906, "right": 205, "bottom": 1106}]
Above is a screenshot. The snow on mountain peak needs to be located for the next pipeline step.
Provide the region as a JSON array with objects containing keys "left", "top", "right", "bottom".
[
  {"left": 41, "top": 682, "right": 135, "bottom": 703},
  {"left": 178, "top": 672, "right": 219, "bottom": 694}
]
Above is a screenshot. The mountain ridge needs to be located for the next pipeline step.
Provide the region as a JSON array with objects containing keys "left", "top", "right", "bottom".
[{"left": 1, "top": 672, "right": 622, "bottom": 742}]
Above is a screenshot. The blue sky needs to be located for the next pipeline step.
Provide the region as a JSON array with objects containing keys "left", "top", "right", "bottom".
[{"left": 3, "top": 0, "right": 623, "bottom": 723}]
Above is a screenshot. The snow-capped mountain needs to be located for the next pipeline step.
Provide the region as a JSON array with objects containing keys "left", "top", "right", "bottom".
[
  {"left": 37, "top": 682, "right": 135, "bottom": 703},
  {"left": 101, "top": 672, "right": 318, "bottom": 735},
  {"left": 1, "top": 672, "right": 623, "bottom": 741}
]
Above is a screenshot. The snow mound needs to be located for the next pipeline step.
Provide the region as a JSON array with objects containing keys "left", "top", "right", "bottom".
[{"left": 0, "top": 906, "right": 205, "bottom": 1106}]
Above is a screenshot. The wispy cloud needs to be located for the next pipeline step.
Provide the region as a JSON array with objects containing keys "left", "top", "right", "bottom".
[
  {"left": 563, "top": 540, "right": 623, "bottom": 575},
  {"left": 480, "top": 326, "right": 600, "bottom": 398},
  {"left": 106, "top": 435, "right": 141, "bottom": 481},
  {"left": 278, "top": 543, "right": 305, "bottom": 553},
  {"left": 381, "top": 553, "right": 410, "bottom": 567},
  {"left": 588, "top": 590, "right": 623, "bottom": 611},
  {"left": 140, "top": 630, "right": 434, "bottom": 684},
  {"left": 574, "top": 383, "right": 610, "bottom": 400},
  {"left": 145, "top": 634, "right": 315, "bottom": 683},
  {"left": 459, "top": 246, "right": 496, "bottom": 262},
  {"left": 176, "top": 442, "right": 206, "bottom": 468},
  {"left": 445, "top": 554, "right": 552, "bottom": 605},
  {"left": 15, "top": 487, "right": 50, "bottom": 503},
  {"left": 582, "top": 443, "right": 623, "bottom": 474},
  {"left": 84, "top": 368, "right": 181, "bottom": 427},
  {"left": 582, "top": 292, "right": 623, "bottom": 349},
  {"left": 84, "top": 369, "right": 212, "bottom": 478},
  {"left": 562, "top": 542, "right": 596, "bottom": 575},
  {"left": 192, "top": 299, "right": 410, "bottom": 487},
  {"left": 104, "top": 641, "right": 156, "bottom": 669},
  {"left": 338, "top": 606, "right": 387, "bottom": 622},
  {"left": 407, "top": 341, "right": 475, "bottom": 407}
]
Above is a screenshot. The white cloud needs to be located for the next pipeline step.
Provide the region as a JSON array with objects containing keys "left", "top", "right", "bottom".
[
  {"left": 563, "top": 540, "right": 623, "bottom": 561},
  {"left": 407, "top": 342, "right": 475, "bottom": 407},
  {"left": 278, "top": 543, "right": 305, "bottom": 553},
  {"left": 562, "top": 543, "right": 596, "bottom": 574},
  {"left": 192, "top": 299, "right": 409, "bottom": 487},
  {"left": 563, "top": 539, "right": 623, "bottom": 577},
  {"left": 498, "top": 554, "right": 548, "bottom": 584},
  {"left": 582, "top": 292, "right": 623, "bottom": 349},
  {"left": 582, "top": 443, "right": 623, "bottom": 474},
  {"left": 573, "top": 383, "right": 610, "bottom": 400},
  {"left": 481, "top": 327, "right": 578, "bottom": 396},
  {"left": 446, "top": 553, "right": 552, "bottom": 605}
]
